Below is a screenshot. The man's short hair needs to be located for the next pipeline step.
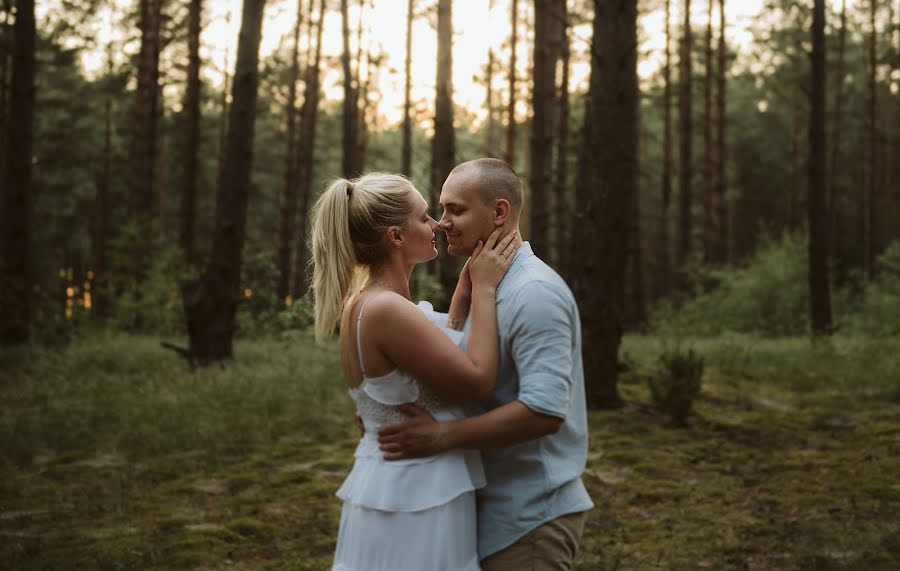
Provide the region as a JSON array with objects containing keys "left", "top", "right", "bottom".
[{"left": 451, "top": 158, "right": 523, "bottom": 214}]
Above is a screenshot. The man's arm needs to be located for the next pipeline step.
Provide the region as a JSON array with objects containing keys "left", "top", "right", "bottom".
[{"left": 377, "top": 400, "right": 562, "bottom": 460}]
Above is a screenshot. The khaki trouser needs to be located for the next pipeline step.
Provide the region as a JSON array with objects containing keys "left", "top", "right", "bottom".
[{"left": 480, "top": 511, "right": 587, "bottom": 571}]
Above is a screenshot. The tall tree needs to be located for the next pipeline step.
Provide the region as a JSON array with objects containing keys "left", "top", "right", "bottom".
[
  {"left": 291, "top": 0, "right": 326, "bottom": 300},
  {"left": 131, "top": 0, "right": 162, "bottom": 219},
  {"left": 180, "top": 0, "right": 203, "bottom": 265},
  {"left": 401, "top": 0, "right": 414, "bottom": 175},
  {"left": 573, "top": 0, "right": 638, "bottom": 408},
  {"left": 882, "top": 0, "right": 896, "bottom": 254},
  {"left": 183, "top": 0, "right": 267, "bottom": 362},
  {"left": 828, "top": 0, "right": 847, "bottom": 259},
  {"left": 715, "top": 0, "right": 728, "bottom": 262},
  {"left": 505, "top": 0, "right": 519, "bottom": 166},
  {"left": 702, "top": 0, "right": 714, "bottom": 261},
  {"left": 529, "top": 0, "right": 563, "bottom": 261},
  {"left": 340, "top": 0, "right": 361, "bottom": 177},
  {"left": 217, "top": 11, "right": 232, "bottom": 187},
  {"left": 431, "top": 0, "right": 457, "bottom": 300},
  {"left": 865, "top": 0, "right": 878, "bottom": 278},
  {"left": 92, "top": 44, "right": 116, "bottom": 319},
  {"left": 484, "top": 0, "right": 496, "bottom": 158},
  {"left": 554, "top": 1, "right": 570, "bottom": 274},
  {"left": 657, "top": 0, "right": 673, "bottom": 297},
  {"left": 809, "top": 0, "right": 832, "bottom": 335},
  {"left": 277, "top": 0, "right": 304, "bottom": 304},
  {"left": 677, "top": 0, "right": 693, "bottom": 266},
  {"left": 0, "top": 0, "right": 36, "bottom": 345}
]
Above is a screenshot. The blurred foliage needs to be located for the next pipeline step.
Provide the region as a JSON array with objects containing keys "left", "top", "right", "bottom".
[{"left": 646, "top": 348, "right": 704, "bottom": 426}]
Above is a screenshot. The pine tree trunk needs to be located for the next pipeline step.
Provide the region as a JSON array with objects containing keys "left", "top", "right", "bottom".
[
  {"left": 183, "top": 0, "right": 267, "bottom": 363},
  {"left": 431, "top": 0, "right": 457, "bottom": 304},
  {"left": 677, "top": 0, "right": 693, "bottom": 266},
  {"left": 554, "top": 3, "right": 570, "bottom": 276},
  {"left": 131, "top": 0, "right": 162, "bottom": 219},
  {"left": 180, "top": 0, "right": 203, "bottom": 265},
  {"left": 828, "top": 0, "right": 847, "bottom": 259},
  {"left": 505, "top": 0, "right": 518, "bottom": 167},
  {"left": 402, "top": 0, "right": 414, "bottom": 175},
  {"left": 573, "top": 0, "right": 637, "bottom": 409},
  {"left": 355, "top": 0, "right": 369, "bottom": 171},
  {"left": 716, "top": 0, "right": 728, "bottom": 263},
  {"left": 657, "top": 0, "right": 673, "bottom": 298},
  {"left": 92, "top": 46, "right": 115, "bottom": 319},
  {"left": 485, "top": 21, "right": 495, "bottom": 160},
  {"left": 703, "top": 0, "right": 714, "bottom": 262},
  {"left": 882, "top": 0, "right": 896, "bottom": 254},
  {"left": 217, "top": 25, "right": 231, "bottom": 189},
  {"left": 865, "top": 0, "right": 878, "bottom": 278},
  {"left": 291, "top": 0, "right": 326, "bottom": 300},
  {"left": 277, "top": 0, "right": 304, "bottom": 303},
  {"left": 809, "top": 0, "right": 832, "bottom": 335},
  {"left": 529, "top": 0, "right": 563, "bottom": 261},
  {"left": 340, "top": 0, "right": 360, "bottom": 178},
  {"left": 0, "top": 0, "right": 36, "bottom": 345}
]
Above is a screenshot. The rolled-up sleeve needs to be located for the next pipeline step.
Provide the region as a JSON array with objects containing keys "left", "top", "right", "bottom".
[{"left": 508, "top": 281, "right": 575, "bottom": 419}]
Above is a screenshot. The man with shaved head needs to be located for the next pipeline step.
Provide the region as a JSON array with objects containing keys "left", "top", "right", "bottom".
[{"left": 379, "top": 158, "right": 593, "bottom": 570}]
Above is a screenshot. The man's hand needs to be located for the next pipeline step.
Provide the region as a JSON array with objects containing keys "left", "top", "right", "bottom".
[
  {"left": 355, "top": 412, "right": 365, "bottom": 438},
  {"left": 377, "top": 404, "right": 450, "bottom": 460}
]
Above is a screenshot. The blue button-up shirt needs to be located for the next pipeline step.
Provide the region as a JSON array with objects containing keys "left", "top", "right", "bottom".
[{"left": 462, "top": 242, "right": 594, "bottom": 559}]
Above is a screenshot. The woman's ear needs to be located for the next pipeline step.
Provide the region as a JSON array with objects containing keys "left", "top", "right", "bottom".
[
  {"left": 386, "top": 226, "right": 403, "bottom": 249},
  {"left": 493, "top": 199, "right": 511, "bottom": 227}
]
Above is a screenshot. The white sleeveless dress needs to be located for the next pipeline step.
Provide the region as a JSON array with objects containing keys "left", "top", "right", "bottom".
[{"left": 331, "top": 301, "right": 485, "bottom": 571}]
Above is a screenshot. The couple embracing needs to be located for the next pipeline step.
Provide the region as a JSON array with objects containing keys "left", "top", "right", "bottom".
[{"left": 311, "top": 158, "right": 593, "bottom": 571}]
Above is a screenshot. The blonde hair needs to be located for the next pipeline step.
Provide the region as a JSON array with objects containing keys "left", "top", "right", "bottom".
[{"left": 310, "top": 173, "right": 417, "bottom": 340}]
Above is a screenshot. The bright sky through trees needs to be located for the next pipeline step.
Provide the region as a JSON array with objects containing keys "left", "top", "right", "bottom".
[{"left": 48, "top": 0, "right": 856, "bottom": 129}]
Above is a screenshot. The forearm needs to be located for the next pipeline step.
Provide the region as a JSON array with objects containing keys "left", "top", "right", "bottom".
[
  {"left": 443, "top": 400, "right": 563, "bottom": 451},
  {"left": 447, "top": 286, "right": 470, "bottom": 330},
  {"left": 464, "top": 284, "right": 499, "bottom": 381}
]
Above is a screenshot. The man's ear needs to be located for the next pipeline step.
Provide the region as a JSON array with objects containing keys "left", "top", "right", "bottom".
[{"left": 493, "top": 199, "right": 511, "bottom": 227}]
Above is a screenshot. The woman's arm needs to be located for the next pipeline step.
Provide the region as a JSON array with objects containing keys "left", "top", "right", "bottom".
[{"left": 372, "top": 229, "right": 517, "bottom": 402}]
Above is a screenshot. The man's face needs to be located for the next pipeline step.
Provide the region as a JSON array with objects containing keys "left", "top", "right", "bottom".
[{"left": 438, "top": 172, "right": 497, "bottom": 257}]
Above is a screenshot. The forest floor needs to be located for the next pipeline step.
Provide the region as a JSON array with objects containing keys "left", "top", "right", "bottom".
[{"left": 1, "top": 333, "right": 898, "bottom": 570}]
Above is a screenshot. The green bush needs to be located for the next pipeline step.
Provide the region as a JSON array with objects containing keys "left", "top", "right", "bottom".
[
  {"left": 646, "top": 348, "right": 704, "bottom": 426},
  {"left": 846, "top": 242, "right": 900, "bottom": 336},
  {"left": 652, "top": 233, "right": 811, "bottom": 336}
]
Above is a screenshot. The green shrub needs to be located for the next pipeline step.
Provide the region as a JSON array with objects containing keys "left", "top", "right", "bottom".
[
  {"left": 846, "top": 242, "right": 900, "bottom": 336},
  {"left": 646, "top": 348, "right": 704, "bottom": 426},
  {"left": 652, "top": 233, "right": 811, "bottom": 336}
]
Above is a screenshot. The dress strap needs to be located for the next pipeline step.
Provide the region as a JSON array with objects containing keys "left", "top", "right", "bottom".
[{"left": 355, "top": 296, "right": 373, "bottom": 376}]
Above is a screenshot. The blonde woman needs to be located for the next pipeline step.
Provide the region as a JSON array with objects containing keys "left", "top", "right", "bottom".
[{"left": 311, "top": 173, "right": 518, "bottom": 571}]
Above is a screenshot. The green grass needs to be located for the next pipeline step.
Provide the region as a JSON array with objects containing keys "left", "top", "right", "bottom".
[{"left": 2, "top": 333, "right": 899, "bottom": 570}]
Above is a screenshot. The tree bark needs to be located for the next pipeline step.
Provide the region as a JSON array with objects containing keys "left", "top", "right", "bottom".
[
  {"left": 291, "top": 0, "right": 326, "bottom": 300},
  {"left": 882, "top": 0, "right": 896, "bottom": 256},
  {"left": 657, "top": 0, "right": 673, "bottom": 298},
  {"left": 131, "top": 0, "right": 162, "bottom": 219},
  {"left": 340, "top": 0, "right": 360, "bottom": 178},
  {"left": 485, "top": 0, "right": 496, "bottom": 160},
  {"left": 277, "top": 0, "right": 304, "bottom": 304},
  {"left": 431, "top": 0, "right": 457, "bottom": 303},
  {"left": 402, "top": 0, "right": 414, "bottom": 175},
  {"left": 180, "top": 0, "right": 203, "bottom": 265},
  {"left": 809, "top": 0, "right": 832, "bottom": 335},
  {"left": 716, "top": 0, "right": 728, "bottom": 263},
  {"left": 865, "top": 0, "right": 878, "bottom": 278},
  {"left": 183, "top": 0, "right": 267, "bottom": 362},
  {"left": 505, "top": 0, "right": 518, "bottom": 166},
  {"left": 529, "top": 0, "right": 563, "bottom": 261},
  {"left": 677, "top": 0, "right": 693, "bottom": 266},
  {"left": 92, "top": 45, "right": 115, "bottom": 319},
  {"left": 0, "top": 0, "right": 36, "bottom": 345},
  {"left": 828, "top": 0, "right": 847, "bottom": 260},
  {"left": 554, "top": 3, "right": 570, "bottom": 276},
  {"left": 573, "top": 0, "right": 637, "bottom": 409},
  {"left": 703, "top": 0, "right": 714, "bottom": 262}
]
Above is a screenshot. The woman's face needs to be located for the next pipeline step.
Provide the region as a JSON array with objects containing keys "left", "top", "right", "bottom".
[{"left": 402, "top": 193, "right": 439, "bottom": 263}]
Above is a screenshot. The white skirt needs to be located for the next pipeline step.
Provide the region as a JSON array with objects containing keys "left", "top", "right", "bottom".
[{"left": 331, "top": 491, "right": 481, "bottom": 571}]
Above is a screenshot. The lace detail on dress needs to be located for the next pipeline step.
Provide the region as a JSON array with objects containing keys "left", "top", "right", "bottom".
[{"left": 350, "top": 378, "right": 451, "bottom": 431}]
